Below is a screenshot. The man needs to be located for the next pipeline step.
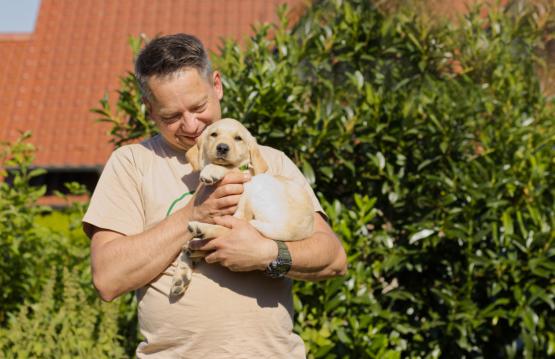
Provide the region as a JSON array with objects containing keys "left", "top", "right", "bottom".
[{"left": 83, "top": 33, "right": 347, "bottom": 358}]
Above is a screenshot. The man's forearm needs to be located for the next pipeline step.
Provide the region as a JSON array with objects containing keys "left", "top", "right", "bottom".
[
  {"left": 90, "top": 204, "right": 193, "bottom": 301},
  {"left": 285, "top": 230, "right": 347, "bottom": 281}
]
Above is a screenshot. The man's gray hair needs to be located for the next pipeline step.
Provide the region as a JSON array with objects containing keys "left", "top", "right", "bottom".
[{"left": 135, "top": 33, "right": 213, "bottom": 101}]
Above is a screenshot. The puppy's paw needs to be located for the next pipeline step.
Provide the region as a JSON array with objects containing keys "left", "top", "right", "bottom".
[
  {"left": 170, "top": 279, "right": 188, "bottom": 297},
  {"left": 170, "top": 258, "right": 193, "bottom": 298},
  {"left": 200, "top": 174, "right": 219, "bottom": 185},
  {"left": 188, "top": 248, "right": 209, "bottom": 259},
  {"left": 200, "top": 165, "right": 227, "bottom": 185},
  {"left": 187, "top": 221, "right": 205, "bottom": 238},
  {"left": 170, "top": 274, "right": 191, "bottom": 297}
]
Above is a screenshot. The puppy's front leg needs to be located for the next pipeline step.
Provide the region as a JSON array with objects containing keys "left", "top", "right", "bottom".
[
  {"left": 187, "top": 221, "right": 229, "bottom": 259},
  {"left": 170, "top": 247, "right": 194, "bottom": 297},
  {"left": 188, "top": 221, "right": 230, "bottom": 239},
  {"left": 200, "top": 164, "right": 229, "bottom": 185}
]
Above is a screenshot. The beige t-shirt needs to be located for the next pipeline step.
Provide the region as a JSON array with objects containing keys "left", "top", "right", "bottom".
[{"left": 83, "top": 135, "right": 323, "bottom": 358}]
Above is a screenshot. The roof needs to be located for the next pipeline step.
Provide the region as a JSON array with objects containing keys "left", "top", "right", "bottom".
[{"left": 0, "top": 0, "right": 307, "bottom": 168}]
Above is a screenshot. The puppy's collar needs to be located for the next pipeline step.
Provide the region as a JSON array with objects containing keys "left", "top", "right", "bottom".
[{"left": 239, "top": 163, "right": 250, "bottom": 172}]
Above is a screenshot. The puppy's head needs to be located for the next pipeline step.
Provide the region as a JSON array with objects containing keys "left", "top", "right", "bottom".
[{"left": 185, "top": 118, "right": 268, "bottom": 174}]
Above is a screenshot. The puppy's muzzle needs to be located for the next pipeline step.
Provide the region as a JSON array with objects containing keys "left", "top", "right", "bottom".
[{"left": 216, "top": 143, "right": 229, "bottom": 157}]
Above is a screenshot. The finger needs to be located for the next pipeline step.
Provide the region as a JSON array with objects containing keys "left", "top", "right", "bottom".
[
  {"left": 204, "top": 252, "right": 221, "bottom": 264},
  {"left": 216, "top": 194, "right": 242, "bottom": 209},
  {"left": 188, "top": 238, "right": 211, "bottom": 250},
  {"left": 190, "top": 239, "right": 219, "bottom": 252},
  {"left": 219, "top": 172, "right": 251, "bottom": 185},
  {"left": 219, "top": 206, "right": 237, "bottom": 216},
  {"left": 213, "top": 215, "right": 243, "bottom": 228},
  {"left": 214, "top": 184, "right": 244, "bottom": 198}
]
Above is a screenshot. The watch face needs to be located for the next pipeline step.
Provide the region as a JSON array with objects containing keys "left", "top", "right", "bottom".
[{"left": 266, "top": 259, "right": 284, "bottom": 278}]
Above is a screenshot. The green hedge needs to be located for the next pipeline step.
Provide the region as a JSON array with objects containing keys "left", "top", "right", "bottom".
[
  {"left": 2, "top": 0, "right": 554, "bottom": 358},
  {"left": 213, "top": 2, "right": 555, "bottom": 357}
]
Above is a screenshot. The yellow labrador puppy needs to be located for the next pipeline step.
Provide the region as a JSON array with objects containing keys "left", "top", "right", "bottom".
[{"left": 170, "top": 118, "right": 314, "bottom": 297}]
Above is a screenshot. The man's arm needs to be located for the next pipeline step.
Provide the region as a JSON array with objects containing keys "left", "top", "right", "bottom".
[
  {"left": 284, "top": 213, "right": 347, "bottom": 280},
  {"left": 192, "top": 213, "right": 348, "bottom": 281},
  {"left": 86, "top": 205, "right": 193, "bottom": 302},
  {"left": 86, "top": 173, "right": 250, "bottom": 302}
]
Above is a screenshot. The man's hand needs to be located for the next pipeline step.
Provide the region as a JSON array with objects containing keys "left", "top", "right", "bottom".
[
  {"left": 190, "top": 172, "right": 250, "bottom": 224},
  {"left": 188, "top": 216, "right": 277, "bottom": 272}
]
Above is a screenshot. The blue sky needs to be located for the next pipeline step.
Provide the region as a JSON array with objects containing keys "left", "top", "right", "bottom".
[{"left": 0, "top": 0, "right": 41, "bottom": 33}]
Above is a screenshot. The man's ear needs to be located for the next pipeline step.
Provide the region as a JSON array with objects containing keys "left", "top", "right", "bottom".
[
  {"left": 212, "top": 71, "right": 224, "bottom": 100},
  {"left": 248, "top": 138, "right": 268, "bottom": 175}
]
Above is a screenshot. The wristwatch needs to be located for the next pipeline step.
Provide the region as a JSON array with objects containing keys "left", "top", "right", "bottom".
[{"left": 265, "top": 240, "right": 292, "bottom": 278}]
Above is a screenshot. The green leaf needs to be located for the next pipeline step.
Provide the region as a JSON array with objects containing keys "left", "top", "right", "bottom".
[{"left": 302, "top": 159, "right": 316, "bottom": 186}]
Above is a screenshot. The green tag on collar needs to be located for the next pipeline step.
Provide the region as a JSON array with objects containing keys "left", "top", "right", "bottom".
[{"left": 239, "top": 164, "right": 250, "bottom": 171}]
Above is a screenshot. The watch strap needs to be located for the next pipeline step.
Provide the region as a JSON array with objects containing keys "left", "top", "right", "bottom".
[{"left": 265, "top": 240, "right": 292, "bottom": 278}]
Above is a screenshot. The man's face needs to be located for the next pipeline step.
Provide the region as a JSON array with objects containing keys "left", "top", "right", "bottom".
[{"left": 146, "top": 68, "right": 223, "bottom": 150}]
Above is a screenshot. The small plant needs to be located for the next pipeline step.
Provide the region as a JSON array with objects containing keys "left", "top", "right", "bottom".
[
  {"left": 0, "top": 132, "right": 50, "bottom": 323},
  {"left": 0, "top": 268, "right": 126, "bottom": 358}
]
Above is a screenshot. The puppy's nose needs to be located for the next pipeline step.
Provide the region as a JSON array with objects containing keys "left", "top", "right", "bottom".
[{"left": 216, "top": 143, "right": 229, "bottom": 156}]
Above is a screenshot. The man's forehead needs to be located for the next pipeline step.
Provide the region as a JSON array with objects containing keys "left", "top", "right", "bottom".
[
  {"left": 149, "top": 82, "right": 209, "bottom": 114},
  {"left": 155, "top": 68, "right": 210, "bottom": 87},
  {"left": 149, "top": 69, "right": 210, "bottom": 100},
  {"left": 156, "top": 94, "right": 208, "bottom": 114}
]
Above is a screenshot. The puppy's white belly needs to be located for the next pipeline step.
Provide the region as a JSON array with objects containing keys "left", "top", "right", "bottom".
[
  {"left": 244, "top": 174, "right": 314, "bottom": 241},
  {"left": 244, "top": 175, "right": 289, "bottom": 221}
]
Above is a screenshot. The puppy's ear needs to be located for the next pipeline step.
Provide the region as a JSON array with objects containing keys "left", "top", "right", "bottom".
[
  {"left": 248, "top": 138, "right": 268, "bottom": 175},
  {"left": 185, "top": 135, "right": 205, "bottom": 172},
  {"left": 185, "top": 144, "right": 200, "bottom": 171}
]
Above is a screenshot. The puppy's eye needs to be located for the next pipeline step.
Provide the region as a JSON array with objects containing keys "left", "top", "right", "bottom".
[
  {"left": 210, "top": 132, "right": 218, "bottom": 137},
  {"left": 234, "top": 136, "right": 242, "bottom": 141}
]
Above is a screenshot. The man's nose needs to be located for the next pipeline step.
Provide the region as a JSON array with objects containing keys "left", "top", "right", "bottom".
[
  {"left": 216, "top": 143, "right": 229, "bottom": 156},
  {"left": 180, "top": 113, "right": 200, "bottom": 132}
]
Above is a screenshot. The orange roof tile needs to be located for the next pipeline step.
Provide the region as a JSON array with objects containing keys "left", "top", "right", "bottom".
[{"left": 0, "top": 0, "right": 307, "bottom": 168}]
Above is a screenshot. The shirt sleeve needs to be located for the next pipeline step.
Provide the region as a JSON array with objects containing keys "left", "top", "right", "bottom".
[
  {"left": 82, "top": 146, "right": 145, "bottom": 236},
  {"left": 274, "top": 151, "right": 327, "bottom": 218}
]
